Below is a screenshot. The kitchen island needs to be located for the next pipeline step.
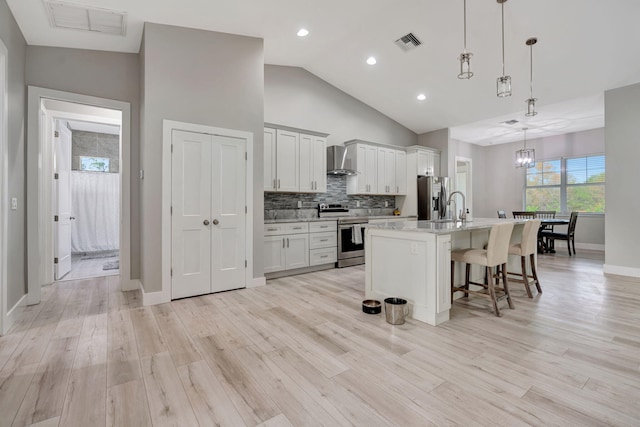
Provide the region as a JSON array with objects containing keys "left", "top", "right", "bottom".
[{"left": 365, "top": 218, "right": 526, "bottom": 326}]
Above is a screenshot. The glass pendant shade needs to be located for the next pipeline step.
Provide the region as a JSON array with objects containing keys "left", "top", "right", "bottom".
[
  {"left": 525, "top": 97, "right": 538, "bottom": 117},
  {"left": 515, "top": 128, "right": 535, "bottom": 168},
  {"left": 497, "top": 75, "right": 512, "bottom": 97},
  {"left": 458, "top": 52, "right": 473, "bottom": 79}
]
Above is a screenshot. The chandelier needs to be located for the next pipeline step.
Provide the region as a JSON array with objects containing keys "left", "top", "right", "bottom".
[
  {"left": 496, "top": 0, "right": 511, "bottom": 97},
  {"left": 525, "top": 37, "right": 538, "bottom": 116},
  {"left": 515, "top": 128, "right": 535, "bottom": 168},
  {"left": 457, "top": 0, "right": 473, "bottom": 79}
]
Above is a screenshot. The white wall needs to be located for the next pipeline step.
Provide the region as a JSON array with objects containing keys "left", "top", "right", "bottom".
[
  {"left": 265, "top": 65, "right": 417, "bottom": 147},
  {"left": 140, "top": 23, "right": 264, "bottom": 292},
  {"left": 604, "top": 83, "right": 640, "bottom": 275}
]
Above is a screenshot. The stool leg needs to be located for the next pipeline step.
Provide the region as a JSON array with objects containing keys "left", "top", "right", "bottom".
[
  {"left": 487, "top": 266, "right": 501, "bottom": 317},
  {"left": 521, "top": 256, "right": 533, "bottom": 298},
  {"left": 530, "top": 253, "right": 542, "bottom": 294},
  {"left": 464, "top": 264, "right": 471, "bottom": 296},
  {"left": 450, "top": 260, "right": 455, "bottom": 303},
  {"left": 502, "top": 263, "right": 514, "bottom": 309}
]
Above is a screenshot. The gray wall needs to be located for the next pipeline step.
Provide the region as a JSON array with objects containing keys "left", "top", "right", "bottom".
[
  {"left": 418, "top": 128, "right": 449, "bottom": 174},
  {"left": 605, "top": 83, "right": 640, "bottom": 272},
  {"left": 140, "top": 23, "right": 264, "bottom": 292},
  {"left": 25, "top": 46, "right": 141, "bottom": 278},
  {"left": 265, "top": 65, "right": 417, "bottom": 147},
  {"left": 0, "top": 0, "right": 27, "bottom": 308}
]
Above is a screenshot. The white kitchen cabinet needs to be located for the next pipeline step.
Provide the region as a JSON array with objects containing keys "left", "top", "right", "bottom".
[
  {"left": 263, "top": 128, "right": 277, "bottom": 191},
  {"left": 299, "top": 134, "right": 327, "bottom": 193},
  {"left": 395, "top": 150, "right": 407, "bottom": 194},
  {"left": 275, "top": 129, "right": 299, "bottom": 192},
  {"left": 285, "top": 234, "right": 310, "bottom": 269},
  {"left": 346, "top": 142, "right": 378, "bottom": 194},
  {"left": 377, "top": 147, "right": 397, "bottom": 195},
  {"left": 263, "top": 235, "right": 287, "bottom": 273},
  {"left": 417, "top": 149, "right": 440, "bottom": 177}
]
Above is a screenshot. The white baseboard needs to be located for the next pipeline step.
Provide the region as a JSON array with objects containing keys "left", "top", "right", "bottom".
[
  {"left": 551, "top": 241, "right": 605, "bottom": 251},
  {"left": 139, "top": 282, "right": 169, "bottom": 306},
  {"left": 603, "top": 264, "right": 640, "bottom": 278},
  {"left": 4, "top": 294, "right": 27, "bottom": 335},
  {"left": 249, "top": 277, "right": 266, "bottom": 288},
  {"left": 121, "top": 278, "right": 141, "bottom": 292}
]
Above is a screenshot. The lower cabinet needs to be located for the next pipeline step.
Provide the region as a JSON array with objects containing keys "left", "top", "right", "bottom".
[{"left": 264, "top": 221, "right": 337, "bottom": 274}]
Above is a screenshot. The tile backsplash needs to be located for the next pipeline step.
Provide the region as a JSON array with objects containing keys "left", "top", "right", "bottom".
[{"left": 265, "top": 175, "right": 396, "bottom": 219}]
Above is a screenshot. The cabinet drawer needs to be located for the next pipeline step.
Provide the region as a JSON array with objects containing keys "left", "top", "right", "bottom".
[
  {"left": 309, "top": 221, "right": 337, "bottom": 233},
  {"left": 310, "top": 247, "right": 337, "bottom": 266},
  {"left": 264, "top": 223, "right": 286, "bottom": 236},
  {"left": 309, "top": 231, "right": 337, "bottom": 249},
  {"left": 284, "top": 222, "right": 309, "bottom": 234}
]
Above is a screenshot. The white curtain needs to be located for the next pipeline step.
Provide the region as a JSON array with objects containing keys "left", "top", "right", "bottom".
[{"left": 70, "top": 171, "right": 120, "bottom": 253}]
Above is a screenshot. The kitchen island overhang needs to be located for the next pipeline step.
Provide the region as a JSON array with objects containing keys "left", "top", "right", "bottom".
[{"left": 365, "top": 218, "right": 528, "bottom": 326}]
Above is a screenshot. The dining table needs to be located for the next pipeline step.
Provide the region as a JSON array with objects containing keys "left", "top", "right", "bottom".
[{"left": 538, "top": 218, "right": 570, "bottom": 253}]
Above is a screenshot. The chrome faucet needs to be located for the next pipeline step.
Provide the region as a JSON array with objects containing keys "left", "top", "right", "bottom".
[{"left": 447, "top": 191, "right": 467, "bottom": 223}]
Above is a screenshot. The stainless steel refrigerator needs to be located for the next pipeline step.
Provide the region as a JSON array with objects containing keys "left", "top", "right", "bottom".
[{"left": 417, "top": 176, "right": 449, "bottom": 220}]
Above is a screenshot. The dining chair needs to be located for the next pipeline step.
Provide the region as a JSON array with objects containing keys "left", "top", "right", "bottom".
[
  {"left": 512, "top": 211, "right": 535, "bottom": 219},
  {"left": 535, "top": 210, "right": 557, "bottom": 249},
  {"left": 451, "top": 222, "right": 515, "bottom": 317},
  {"left": 539, "top": 212, "right": 579, "bottom": 256},
  {"left": 497, "top": 210, "right": 507, "bottom": 218}
]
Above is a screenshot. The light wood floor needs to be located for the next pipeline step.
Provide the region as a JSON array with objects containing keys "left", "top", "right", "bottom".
[{"left": 2, "top": 250, "right": 639, "bottom": 426}]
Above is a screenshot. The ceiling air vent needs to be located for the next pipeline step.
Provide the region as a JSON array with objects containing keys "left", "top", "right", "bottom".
[
  {"left": 44, "top": 0, "right": 127, "bottom": 36},
  {"left": 394, "top": 33, "right": 422, "bottom": 52},
  {"left": 502, "top": 119, "right": 519, "bottom": 125}
]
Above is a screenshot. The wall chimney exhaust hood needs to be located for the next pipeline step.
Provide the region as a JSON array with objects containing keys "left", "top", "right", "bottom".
[{"left": 326, "top": 145, "right": 358, "bottom": 176}]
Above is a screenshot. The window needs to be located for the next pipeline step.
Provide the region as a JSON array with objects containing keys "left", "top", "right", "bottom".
[{"left": 525, "top": 154, "right": 605, "bottom": 213}]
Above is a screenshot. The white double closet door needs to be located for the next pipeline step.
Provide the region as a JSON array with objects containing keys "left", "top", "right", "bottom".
[{"left": 171, "top": 130, "right": 246, "bottom": 299}]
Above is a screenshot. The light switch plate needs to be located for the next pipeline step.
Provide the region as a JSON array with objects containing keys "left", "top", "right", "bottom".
[{"left": 11, "top": 197, "right": 17, "bottom": 210}]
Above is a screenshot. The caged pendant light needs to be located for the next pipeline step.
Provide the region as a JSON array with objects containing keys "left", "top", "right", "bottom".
[
  {"left": 457, "top": 0, "right": 473, "bottom": 79},
  {"left": 525, "top": 37, "right": 538, "bottom": 116},
  {"left": 515, "top": 127, "right": 535, "bottom": 168},
  {"left": 496, "top": 0, "right": 511, "bottom": 97}
]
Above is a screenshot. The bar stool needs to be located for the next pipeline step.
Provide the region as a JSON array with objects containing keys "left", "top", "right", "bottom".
[
  {"left": 450, "top": 222, "right": 515, "bottom": 317},
  {"left": 508, "top": 219, "right": 542, "bottom": 298}
]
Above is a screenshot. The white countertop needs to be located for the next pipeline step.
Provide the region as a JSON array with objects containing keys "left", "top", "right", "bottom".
[{"left": 367, "top": 217, "right": 526, "bottom": 234}]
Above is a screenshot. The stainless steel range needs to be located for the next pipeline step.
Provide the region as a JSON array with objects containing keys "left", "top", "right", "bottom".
[{"left": 318, "top": 203, "right": 368, "bottom": 267}]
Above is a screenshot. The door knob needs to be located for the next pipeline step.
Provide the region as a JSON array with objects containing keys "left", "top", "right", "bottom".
[
  {"left": 70, "top": 216, "right": 76, "bottom": 220},
  {"left": 212, "top": 219, "right": 219, "bottom": 225},
  {"left": 203, "top": 219, "right": 210, "bottom": 225}
]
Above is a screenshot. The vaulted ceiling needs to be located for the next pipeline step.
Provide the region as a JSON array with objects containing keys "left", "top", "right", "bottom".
[{"left": 8, "top": 0, "right": 640, "bottom": 144}]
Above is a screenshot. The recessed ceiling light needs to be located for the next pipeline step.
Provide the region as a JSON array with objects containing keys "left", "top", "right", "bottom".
[
  {"left": 417, "top": 94, "right": 427, "bottom": 101},
  {"left": 366, "top": 56, "right": 377, "bottom": 65},
  {"left": 297, "top": 28, "right": 309, "bottom": 37}
]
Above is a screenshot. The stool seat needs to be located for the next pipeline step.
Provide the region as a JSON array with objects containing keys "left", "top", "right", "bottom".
[
  {"left": 508, "top": 243, "right": 525, "bottom": 256},
  {"left": 450, "top": 222, "right": 515, "bottom": 317}
]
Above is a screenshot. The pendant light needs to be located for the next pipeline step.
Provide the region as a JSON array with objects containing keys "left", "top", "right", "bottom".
[
  {"left": 496, "top": 0, "right": 511, "bottom": 97},
  {"left": 457, "top": 0, "right": 473, "bottom": 79},
  {"left": 525, "top": 37, "right": 538, "bottom": 116},
  {"left": 515, "top": 127, "right": 535, "bottom": 168}
]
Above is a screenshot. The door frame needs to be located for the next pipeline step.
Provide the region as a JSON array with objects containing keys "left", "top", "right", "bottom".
[
  {"left": 0, "top": 39, "right": 7, "bottom": 333},
  {"left": 27, "top": 87, "right": 133, "bottom": 305},
  {"left": 161, "top": 120, "right": 254, "bottom": 304},
  {"left": 454, "top": 156, "right": 473, "bottom": 221}
]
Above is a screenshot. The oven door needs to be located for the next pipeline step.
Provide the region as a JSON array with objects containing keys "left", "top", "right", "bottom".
[{"left": 338, "top": 224, "right": 366, "bottom": 259}]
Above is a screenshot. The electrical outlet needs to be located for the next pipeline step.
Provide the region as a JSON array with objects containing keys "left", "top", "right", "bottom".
[
  {"left": 11, "top": 197, "right": 17, "bottom": 210},
  {"left": 139, "top": 170, "right": 144, "bottom": 179},
  {"left": 297, "top": 200, "right": 303, "bottom": 208},
  {"left": 385, "top": 201, "right": 389, "bottom": 207},
  {"left": 356, "top": 201, "right": 360, "bottom": 207}
]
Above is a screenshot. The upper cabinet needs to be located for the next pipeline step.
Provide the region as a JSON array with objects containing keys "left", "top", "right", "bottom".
[
  {"left": 345, "top": 140, "right": 406, "bottom": 195},
  {"left": 299, "top": 134, "right": 327, "bottom": 193},
  {"left": 264, "top": 125, "right": 329, "bottom": 193},
  {"left": 415, "top": 147, "right": 441, "bottom": 177}
]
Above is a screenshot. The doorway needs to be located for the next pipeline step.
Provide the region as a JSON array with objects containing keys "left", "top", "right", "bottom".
[
  {"left": 53, "top": 117, "right": 121, "bottom": 281},
  {"left": 27, "top": 87, "right": 133, "bottom": 306},
  {"left": 455, "top": 156, "right": 473, "bottom": 221}
]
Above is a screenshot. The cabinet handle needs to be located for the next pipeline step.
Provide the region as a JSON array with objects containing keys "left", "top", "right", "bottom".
[
  {"left": 287, "top": 238, "right": 289, "bottom": 248},
  {"left": 320, "top": 225, "right": 328, "bottom": 228},
  {"left": 267, "top": 228, "right": 278, "bottom": 231},
  {"left": 320, "top": 255, "right": 328, "bottom": 258},
  {"left": 293, "top": 227, "right": 302, "bottom": 229},
  {"left": 278, "top": 179, "right": 281, "bottom": 189},
  {"left": 282, "top": 238, "right": 285, "bottom": 248},
  {"left": 320, "top": 239, "right": 329, "bottom": 242},
  {"left": 397, "top": 186, "right": 399, "bottom": 193},
  {"left": 273, "top": 179, "right": 276, "bottom": 189}
]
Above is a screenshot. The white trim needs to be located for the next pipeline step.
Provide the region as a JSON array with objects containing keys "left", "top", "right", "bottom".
[
  {"left": 250, "top": 277, "right": 266, "bottom": 288},
  {"left": 454, "top": 156, "right": 473, "bottom": 221},
  {"left": 0, "top": 39, "right": 8, "bottom": 334},
  {"left": 4, "top": 294, "right": 27, "bottom": 334},
  {"left": 27, "top": 87, "right": 132, "bottom": 305},
  {"left": 121, "top": 278, "right": 141, "bottom": 292},
  {"left": 603, "top": 264, "right": 640, "bottom": 278},
  {"left": 161, "top": 120, "right": 254, "bottom": 304},
  {"left": 139, "top": 281, "right": 166, "bottom": 306},
  {"left": 549, "top": 241, "right": 605, "bottom": 252}
]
